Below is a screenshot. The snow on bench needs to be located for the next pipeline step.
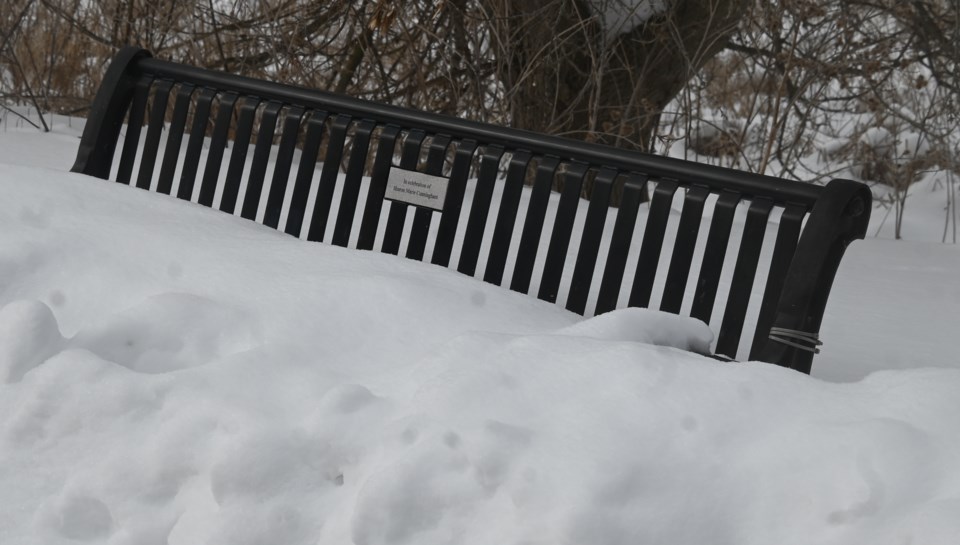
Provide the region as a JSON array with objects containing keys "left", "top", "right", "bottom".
[{"left": 71, "top": 47, "right": 871, "bottom": 373}]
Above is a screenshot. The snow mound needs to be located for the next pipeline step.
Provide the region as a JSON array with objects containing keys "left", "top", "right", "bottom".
[
  {"left": 553, "top": 307, "right": 713, "bottom": 353},
  {"left": 0, "top": 300, "right": 65, "bottom": 383}
]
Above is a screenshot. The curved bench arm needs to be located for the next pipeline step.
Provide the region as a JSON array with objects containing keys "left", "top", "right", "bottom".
[
  {"left": 758, "top": 179, "right": 871, "bottom": 373},
  {"left": 71, "top": 46, "right": 152, "bottom": 179}
]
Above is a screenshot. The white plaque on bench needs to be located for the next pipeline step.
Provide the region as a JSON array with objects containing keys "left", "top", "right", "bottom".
[{"left": 384, "top": 167, "right": 449, "bottom": 211}]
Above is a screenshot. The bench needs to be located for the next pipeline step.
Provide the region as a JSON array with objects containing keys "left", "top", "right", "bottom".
[{"left": 71, "top": 47, "right": 872, "bottom": 374}]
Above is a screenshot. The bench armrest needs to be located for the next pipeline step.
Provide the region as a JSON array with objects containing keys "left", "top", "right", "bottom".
[
  {"left": 72, "top": 47, "right": 152, "bottom": 179},
  {"left": 758, "top": 179, "right": 871, "bottom": 373}
]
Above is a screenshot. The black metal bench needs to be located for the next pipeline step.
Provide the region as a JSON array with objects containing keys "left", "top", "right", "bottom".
[{"left": 72, "top": 47, "right": 871, "bottom": 374}]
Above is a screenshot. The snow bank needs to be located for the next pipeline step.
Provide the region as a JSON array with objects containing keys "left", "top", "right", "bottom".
[
  {"left": 0, "top": 156, "right": 957, "bottom": 543},
  {"left": 1, "top": 126, "right": 959, "bottom": 544}
]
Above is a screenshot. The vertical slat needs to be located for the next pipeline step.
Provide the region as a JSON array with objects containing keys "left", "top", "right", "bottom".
[
  {"left": 627, "top": 180, "right": 679, "bottom": 308},
  {"left": 406, "top": 134, "right": 451, "bottom": 261},
  {"left": 332, "top": 119, "right": 376, "bottom": 246},
  {"left": 284, "top": 111, "right": 328, "bottom": 237},
  {"left": 155, "top": 83, "right": 195, "bottom": 195},
  {"left": 715, "top": 197, "right": 775, "bottom": 358},
  {"left": 219, "top": 96, "right": 260, "bottom": 213},
  {"left": 566, "top": 167, "right": 616, "bottom": 315},
  {"left": 432, "top": 139, "right": 479, "bottom": 267},
  {"left": 357, "top": 124, "right": 401, "bottom": 250},
  {"left": 176, "top": 87, "right": 216, "bottom": 201},
  {"left": 510, "top": 156, "right": 560, "bottom": 294},
  {"left": 263, "top": 106, "right": 305, "bottom": 228},
  {"left": 457, "top": 145, "right": 505, "bottom": 276},
  {"left": 595, "top": 174, "right": 647, "bottom": 314},
  {"left": 135, "top": 79, "right": 174, "bottom": 190},
  {"left": 381, "top": 130, "right": 426, "bottom": 255},
  {"left": 659, "top": 185, "right": 710, "bottom": 314},
  {"left": 255, "top": 106, "right": 303, "bottom": 229},
  {"left": 689, "top": 190, "right": 741, "bottom": 324},
  {"left": 749, "top": 204, "right": 806, "bottom": 359},
  {"left": 197, "top": 92, "right": 238, "bottom": 207},
  {"left": 307, "top": 114, "right": 352, "bottom": 242},
  {"left": 483, "top": 150, "right": 532, "bottom": 285},
  {"left": 538, "top": 162, "right": 588, "bottom": 303},
  {"left": 115, "top": 76, "right": 153, "bottom": 185},
  {"left": 240, "top": 100, "right": 283, "bottom": 220}
]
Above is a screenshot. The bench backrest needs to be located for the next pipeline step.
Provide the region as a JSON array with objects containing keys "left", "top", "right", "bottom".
[{"left": 72, "top": 47, "right": 871, "bottom": 373}]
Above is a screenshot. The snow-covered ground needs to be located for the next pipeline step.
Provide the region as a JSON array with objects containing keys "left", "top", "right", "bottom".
[{"left": 1, "top": 117, "right": 959, "bottom": 544}]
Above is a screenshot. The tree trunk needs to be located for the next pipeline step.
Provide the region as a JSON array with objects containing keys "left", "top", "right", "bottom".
[{"left": 484, "top": 0, "right": 748, "bottom": 153}]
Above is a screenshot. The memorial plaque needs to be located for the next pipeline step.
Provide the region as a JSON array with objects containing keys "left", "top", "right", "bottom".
[{"left": 384, "top": 167, "right": 449, "bottom": 211}]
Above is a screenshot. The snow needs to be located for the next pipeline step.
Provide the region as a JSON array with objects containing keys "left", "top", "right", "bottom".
[
  {"left": 1, "top": 119, "right": 960, "bottom": 544},
  {"left": 587, "top": 0, "right": 668, "bottom": 40},
  {"left": 859, "top": 126, "right": 893, "bottom": 150}
]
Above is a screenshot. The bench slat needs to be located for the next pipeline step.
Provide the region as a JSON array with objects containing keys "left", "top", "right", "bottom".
[
  {"left": 539, "top": 162, "right": 588, "bottom": 303},
  {"left": 566, "top": 168, "right": 616, "bottom": 314},
  {"left": 432, "top": 139, "right": 479, "bottom": 267},
  {"left": 220, "top": 96, "right": 260, "bottom": 213},
  {"left": 116, "top": 76, "right": 153, "bottom": 185},
  {"left": 177, "top": 87, "right": 216, "bottom": 201},
  {"left": 263, "top": 106, "right": 305, "bottom": 228},
  {"left": 660, "top": 185, "right": 710, "bottom": 314},
  {"left": 595, "top": 174, "right": 646, "bottom": 315},
  {"left": 689, "top": 190, "right": 741, "bottom": 325},
  {"left": 749, "top": 204, "right": 806, "bottom": 360},
  {"left": 716, "top": 197, "right": 774, "bottom": 357},
  {"left": 358, "top": 125, "right": 401, "bottom": 250},
  {"left": 198, "top": 93, "right": 238, "bottom": 207},
  {"left": 511, "top": 156, "right": 560, "bottom": 294},
  {"left": 457, "top": 145, "right": 504, "bottom": 276},
  {"left": 333, "top": 119, "right": 376, "bottom": 246},
  {"left": 381, "top": 130, "right": 425, "bottom": 255},
  {"left": 136, "top": 79, "right": 174, "bottom": 190},
  {"left": 241, "top": 100, "right": 283, "bottom": 220},
  {"left": 483, "top": 150, "right": 531, "bottom": 285},
  {"left": 285, "top": 111, "right": 327, "bottom": 237},
  {"left": 407, "top": 135, "right": 451, "bottom": 260},
  {"left": 629, "top": 180, "right": 678, "bottom": 308},
  {"left": 308, "top": 114, "right": 352, "bottom": 242},
  {"left": 156, "top": 83, "right": 195, "bottom": 196}
]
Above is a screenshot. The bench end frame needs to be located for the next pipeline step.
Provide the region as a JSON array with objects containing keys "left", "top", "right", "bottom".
[
  {"left": 71, "top": 46, "right": 152, "bottom": 179},
  {"left": 760, "top": 179, "right": 871, "bottom": 373}
]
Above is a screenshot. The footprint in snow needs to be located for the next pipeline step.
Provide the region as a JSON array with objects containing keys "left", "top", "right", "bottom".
[{"left": 71, "top": 292, "right": 260, "bottom": 374}]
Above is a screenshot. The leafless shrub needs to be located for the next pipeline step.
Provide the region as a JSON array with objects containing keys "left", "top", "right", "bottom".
[
  {"left": 4, "top": 0, "right": 958, "bottom": 236},
  {"left": 662, "top": 0, "right": 960, "bottom": 239}
]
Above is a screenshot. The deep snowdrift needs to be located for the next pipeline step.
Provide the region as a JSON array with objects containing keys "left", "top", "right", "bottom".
[{"left": 1, "top": 125, "right": 959, "bottom": 544}]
